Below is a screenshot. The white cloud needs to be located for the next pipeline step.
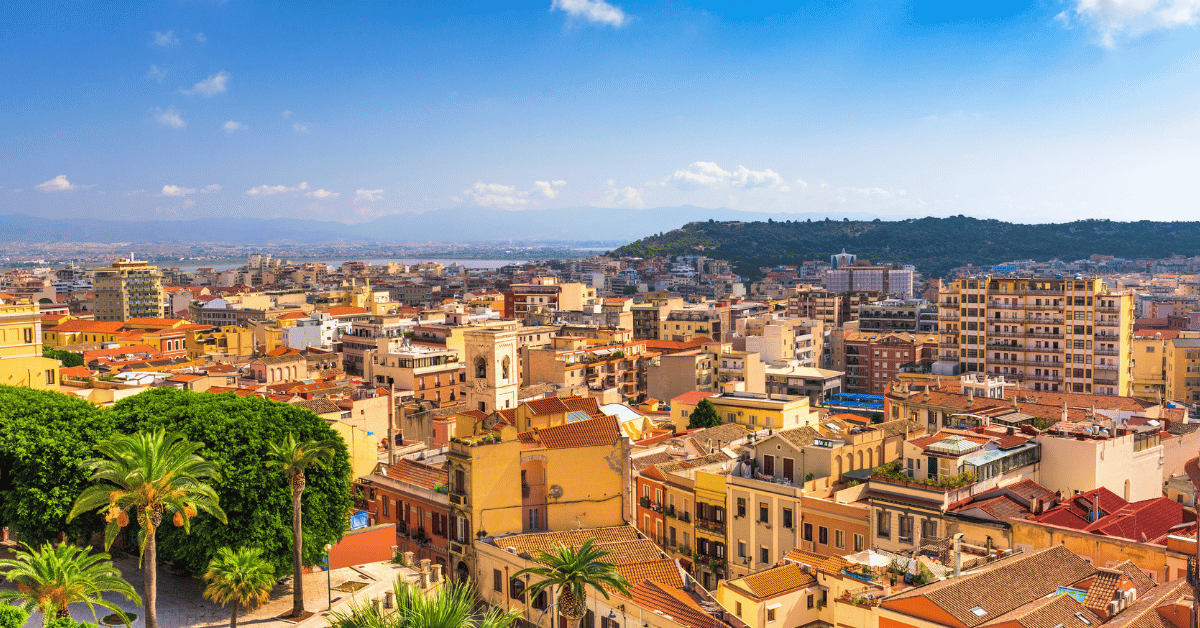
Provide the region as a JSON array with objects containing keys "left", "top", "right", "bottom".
[
  {"left": 153, "top": 31, "right": 179, "bottom": 46},
  {"left": 594, "top": 179, "right": 645, "bottom": 208},
  {"left": 355, "top": 189, "right": 385, "bottom": 202},
  {"left": 195, "top": 32, "right": 206, "bottom": 43},
  {"left": 661, "top": 161, "right": 785, "bottom": 191},
  {"left": 533, "top": 180, "right": 567, "bottom": 199},
  {"left": 223, "top": 120, "right": 247, "bottom": 133},
  {"left": 181, "top": 71, "right": 229, "bottom": 97},
  {"left": 36, "top": 175, "right": 74, "bottom": 192},
  {"left": 461, "top": 182, "right": 528, "bottom": 206},
  {"left": 292, "top": 123, "right": 310, "bottom": 134},
  {"left": 153, "top": 107, "right": 185, "bottom": 128},
  {"left": 125, "top": 189, "right": 146, "bottom": 196},
  {"left": 246, "top": 182, "right": 309, "bottom": 196},
  {"left": 201, "top": 184, "right": 222, "bottom": 193},
  {"left": 306, "top": 189, "right": 340, "bottom": 199},
  {"left": 147, "top": 65, "right": 167, "bottom": 83},
  {"left": 161, "top": 185, "right": 196, "bottom": 196},
  {"left": 847, "top": 187, "right": 906, "bottom": 198},
  {"left": 551, "top": 0, "right": 628, "bottom": 26},
  {"left": 1059, "top": 0, "right": 1200, "bottom": 46}
]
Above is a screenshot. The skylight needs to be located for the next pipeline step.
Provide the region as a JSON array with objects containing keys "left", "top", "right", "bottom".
[
  {"left": 970, "top": 607, "right": 987, "bottom": 617},
  {"left": 1074, "top": 613, "right": 1092, "bottom": 626}
]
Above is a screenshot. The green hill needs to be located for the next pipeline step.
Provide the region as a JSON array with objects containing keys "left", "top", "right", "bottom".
[{"left": 608, "top": 216, "right": 1200, "bottom": 278}]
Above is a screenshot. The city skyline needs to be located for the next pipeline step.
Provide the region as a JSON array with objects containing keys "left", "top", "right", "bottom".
[{"left": 4, "top": 1, "right": 1200, "bottom": 224}]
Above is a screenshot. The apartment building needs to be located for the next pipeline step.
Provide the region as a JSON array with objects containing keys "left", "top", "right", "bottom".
[
  {"left": 92, "top": 258, "right": 168, "bottom": 321},
  {"left": 647, "top": 349, "right": 718, "bottom": 402},
  {"left": 788, "top": 288, "right": 880, "bottom": 327},
  {"left": 503, "top": 277, "right": 596, "bottom": 319},
  {"left": 0, "top": 296, "right": 59, "bottom": 390},
  {"left": 763, "top": 361, "right": 843, "bottom": 406},
  {"left": 670, "top": 391, "right": 820, "bottom": 432},
  {"left": 354, "top": 458, "right": 451, "bottom": 571},
  {"left": 524, "top": 336, "right": 657, "bottom": 400},
  {"left": 936, "top": 275, "right": 1134, "bottom": 396},
  {"left": 635, "top": 452, "right": 733, "bottom": 582},
  {"left": 1164, "top": 336, "right": 1200, "bottom": 403},
  {"left": 660, "top": 307, "right": 729, "bottom": 342},
  {"left": 825, "top": 265, "right": 914, "bottom": 299},
  {"left": 366, "top": 344, "right": 463, "bottom": 406},
  {"left": 858, "top": 299, "right": 938, "bottom": 333},
  {"left": 843, "top": 331, "right": 938, "bottom": 395}
]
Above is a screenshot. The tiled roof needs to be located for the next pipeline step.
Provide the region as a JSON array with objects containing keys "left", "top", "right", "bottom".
[
  {"left": 517, "top": 415, "right": 621, "bottom": 449},
  {"left": 1080, "top": 568, "right": 1122, "bottom": 613},
  {"left": 671, "top": 390, "right": 718, "bottom": 406},
  {"left": 614, "top": 559, "right": 683, "bottom": 590},
  {"left": 297, "top": 398, "right": 342, "bottom": 415},
  {"left": 125, "top": 317, "right": 185, "bottom": 326},
  {"left": 1082, "top": 497, "right": 1184, "bottom": 541},
  {"left": 1103, "top": 579, "right": 1189, "bottom": 628},
  {"left": 632, "top": 451, "right": 676, "bottom": 472},
  {"left": 1111, "top": 561, "right": 1155, "bottom": 592},
  {"left": 49, "top": 320, "right": 126, "bottom": 334},
  {"left": 882, "top": 545, "right": 1097, "bottom": 628},
  {"left": 561, "top": 396, "right": 602, "bottom": 416},
  {"left": 738, "top": 563, "right": 814, "bottom": 600},
  {"left": 523, "top": 397, "right": 571, "bottom": 415},
  {"left": 784, "top": 548, "right": 851, "bottom": 574},
  {"left": 58, "top": 365, "right": 93, "bottom": 379},
  {"left": 491, "top": 526, "right": 661, "bottom": 564},
  {"left": 627, "top": 580, "right": 715, "bottom": 628},
  {"left": 380, "top": 458, "right": 447, "bottom": 490},
  {"left": 687, "top": 422, "right": 751, "bottom": 448},
  {"left": 978, "top": 591, "right": 1098, "bottom": 628}
]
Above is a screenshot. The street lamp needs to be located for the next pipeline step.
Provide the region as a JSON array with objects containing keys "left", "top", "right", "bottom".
[{"left": 324, "top": 543, "right": 334, "bottom": 611}]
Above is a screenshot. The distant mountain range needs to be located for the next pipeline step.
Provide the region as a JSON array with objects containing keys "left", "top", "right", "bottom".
[
  {"left": 609, "top": 216, "right": 1200, "bottom": 278},
  {"left": 0, "top": 206, "right": 883, "bottom": 245}
]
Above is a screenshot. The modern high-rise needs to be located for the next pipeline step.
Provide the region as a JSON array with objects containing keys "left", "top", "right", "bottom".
[
  {"left": 935, "top": 275, "right": 1133, "bottom": 396},
  {"left": 92, "top": 258, "right": 168, "bottom": 322}
]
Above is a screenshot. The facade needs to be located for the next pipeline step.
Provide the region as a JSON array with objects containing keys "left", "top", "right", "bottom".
[
  {"left": 503, "top": 277, "right": 595, "bottom": 319},
  {"left": 660, "top": 308, "right": 729, "bottom": 342},
  {"left": 524, "top": 336, "right": 656, "bottom": 401},
  {"left": 1164, "top": 336, "right": 1200, "bottom": 404},
  {"left": 763, "top": 362, "right": 843, "bottom": 406},
  {"left": 0, "top": 296, "right": 59, "bottom": 390},
  {"left": 92, "top": 258, "right": 167, "bottom": 321},
  {"left": 936, "top": 275, "right": 1134, "bottom": 396},
  {"left": 670, "top": 391, "right": 820, "bottom": 432},
  {"left": 355, "top": 458, "right": 451, "bottom": 571},
  {"left": 647, "top": 349, "right": 718, "bottom": 403},
  {"left": 366, "top": 343, "right": 463, "bottom": 406},
  {"left": 844, "top": 331, "right": 938, "bottom": 395},
  {"left": 858, "top": 299, "right": 938, "bottom": 333}
]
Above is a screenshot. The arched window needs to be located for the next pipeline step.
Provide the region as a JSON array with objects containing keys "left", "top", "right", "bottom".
[
  {"left": 475, "top": 356, "right": 487, "bottom": 379},
  {"left": 835, "top": 456, "right": 843, "bottom": 477},
  {"left": 501, "top": 356, "right": 511, "bottom": 381},
  {"left": 857, "top": 451, "right": 864, "bottom": 470}
]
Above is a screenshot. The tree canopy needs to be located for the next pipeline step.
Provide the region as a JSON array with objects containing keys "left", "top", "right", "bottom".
[
  {"left": 687, "top": 398, "right": 721, "bottom": 429},
  {"left": 106, "top": 388, "right": 352, "bottom": 577},
  {"left": 42, "top": 348, "right": 84, "bottom": 368}
]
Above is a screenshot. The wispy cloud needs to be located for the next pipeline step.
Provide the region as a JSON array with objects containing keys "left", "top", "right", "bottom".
[
  {"left": 246, "top": 182, "right": 309, "bottom": 196},
  {"left": 153, "top": 107, "right": 185, "bottom": 128},
  {"left": 147, "top": 65, "right": 167, "bottom": 83},
  {"left": 153, "top": 31, "right": 179, "bottom": 46},
  {"left": 181, "top": 71, "right": 229, "bottom": 97},
  {"left": 281, "top": 110, "right": 293, "bottom": 119},
  {"left": 36, "top": 175, "right": 74, "bottom": 192},
  {"left": 1057, "top": 0, "right": 1200, "bottom": 46},
  {"left": 659, "top": 161, "right": 785, "bottom": 191},
  {"left": 306, "top": 189, "right": 339, "bottom": 199},
  {"left": 355, "top": 189, "right": 384, "bottom": 202},
  {"left": 551, "top": 0, "right": 628, "bottom": 26},
  {"left": 161, "top": 185, "right": 196, "bottom": 196},
  {"left": 292, "top": 123, "right": 310, "bottom": 134},
  {"left": 533, "top": 180, "right": 567, "bottom": 199},
  {"left": 194, "top": 32, "right": 206, "bottom": 44},
  {"left": 201, "top": 184, "right": 222, "bottom": 193},
  {"left": 458, "top": 180, "right": 567, "bottom": 207},
  {"left": 593, "top": 179, "right": 644, "bottom": 208},
  {"left": 223, "top": 120, "right": 247, "bottom": 133}
]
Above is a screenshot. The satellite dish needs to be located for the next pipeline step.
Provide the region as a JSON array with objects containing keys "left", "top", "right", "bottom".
[{"left": 548, "top": 485, "right": 564, "bottom": 499}]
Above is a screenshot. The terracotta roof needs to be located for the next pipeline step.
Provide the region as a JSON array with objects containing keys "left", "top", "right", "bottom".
[
  {"left": 561, "top": 396, "right": 603, "bottom": 416},
  {"left": 978, "top": 591, "right": 1099, "bottom": 628},
  {"left": 517, "top": 415, "right": 621, "bottom": 449},
  {"left": 379, "top": 458, "right": 447, "bottom": 491},
  {"left": 491, "top": 526, "right": 660, "bottom": 563},
  {"left": 1082, "top": 497, "right": 1184, "bottom": 541},
  {"left": 1111, "top": 561, "right": 1155, "bottom": 592},
  {"left": 124, "top": 317, "right": 184, "bottom": 327},
  {"left": 633, "top": 451, "right": 677, "bottom": 473},
  {"left": 1103, "top": 579, "right": 1189, "bottom": 628},
  {"left": 58, "top": 365, "right": 93, "bottom": 379},
  {"left": 522, "top": 397, "right": 572, "bottom": 415},
  {"left": 626, "top": 580, "right": 715, "bottom": 628},
  {"left": 784, "top": 548, "right": 851, "bottom": 574},
  {"left": 1080, "top": 568, "right": 1123, "bottom": 613},
  {"left": 671, "top": 390, "right": 717, "bottom": 406},
  {"left": 297, "top": 398, "right": 342, "bottom": 415},
  {"left": 881, "top": 545, "right": 1097, "bottom": 628},
  {"left": 167, "top": 374, "right": 205, "bottom": 382},
  {"left": 48, "top": 320, "right": 125, "bottom": 334},
  {"left": 614, "top": 559, "right": 683, "bottom": 590},
  {"left": 267, "top": 346, "right": 302, "bottom": 357},
  {"left": 737, "top": 563, "right": 815, "bottom": 600}
]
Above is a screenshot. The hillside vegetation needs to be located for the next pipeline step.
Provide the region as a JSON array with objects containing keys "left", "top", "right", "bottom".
[{"left": 609, "top": 216, "right": 1200, "bottom": 278}]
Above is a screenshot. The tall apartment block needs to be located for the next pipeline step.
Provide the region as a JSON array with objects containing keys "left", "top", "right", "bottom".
[
  {"left": 92, "top": 258, "right": 168, "bottom": 322},
  {"left": 935, "top": 275, "right": 1133, "bottom": 396}
]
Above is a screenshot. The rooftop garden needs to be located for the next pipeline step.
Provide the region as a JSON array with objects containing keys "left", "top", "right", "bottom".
[{"left": 870, "top": 461, "right": 976, "bottom": 490}]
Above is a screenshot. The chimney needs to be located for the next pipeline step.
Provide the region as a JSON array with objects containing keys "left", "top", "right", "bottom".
[
  {"left": 1032, "top": 498, "right": 1044, "bottom": 515},
  {"left": 953, "top": 533, "right": 964, "bottom": 577}
]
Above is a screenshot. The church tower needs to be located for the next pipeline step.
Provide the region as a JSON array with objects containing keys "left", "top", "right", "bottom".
[{"left": 464, "top": 328, "right": 520, "bottom": 414}]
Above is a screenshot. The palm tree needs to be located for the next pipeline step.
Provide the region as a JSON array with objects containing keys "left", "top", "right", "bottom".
[
  {"left": 515, "top": 539, "right": 631, "bottom": 628},
  {"left": 203, "top": 547, "right": 276, "bottom": 628},
  {"left": 0, "top": 542, "right": 141, "bottom": 627},
  {"left": 328, "top": 578, "right": 518, "bottom": 628},
  {"left": 267, "top": 433, "right": 339, "bottom": 618},
  {"left": 68, "top": 428, "right": 227, "bottom": 628}
]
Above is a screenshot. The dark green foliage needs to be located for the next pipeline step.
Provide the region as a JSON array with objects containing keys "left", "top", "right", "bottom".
[
  {"left": 45, "top": 619, "right": 97, "bottom": 628},
  {"left": 869, "top": 412, "right": 884, "bottom": 424},
  {"left": 43, "top": 348, "right": 85, "bottom": 368},
  {"left": 687, "top": 398, "right": 721, "bottom": 429},
  {"left": 608, "top": 216, "right": 1200, "bottom": 278},
  {"left": 0, "top": 386, "right": 114, "bottom": 544},
  {"left": 0, "top": 606, "right": 28, "bottom": 628},
  {"left": 106, "top": 388, "right": 352, "bottom": 577}
]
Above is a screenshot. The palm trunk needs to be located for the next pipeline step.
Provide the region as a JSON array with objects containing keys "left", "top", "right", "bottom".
[
  {"left": 145, "top": 532, "right": 158, "bottom": 628},
  {"left": 54, "top": 606, "right": 71, "bottom": 620},
  {"left": 291, "top": 475, "right": 305, "bottom": 617},
  {"left": 229, "top": 599, "right": 240, "bottom": 628}
]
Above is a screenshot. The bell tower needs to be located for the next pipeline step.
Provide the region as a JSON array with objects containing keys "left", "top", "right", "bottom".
[{"left": 464, "top": 328, "right": 520, "bottom": 414}]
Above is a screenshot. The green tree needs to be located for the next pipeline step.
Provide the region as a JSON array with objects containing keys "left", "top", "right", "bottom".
[
  {"left": 44, "top": 620, "right": 96, "bottom": 628},
  {"left": 104, "top": 389, "right": 351, "bottom": 579},
  {"left": 514, "top": 539, "right": 631, "bottom": 628},
  {"left": 0, "top": 606, "right": 29, "bottom": 628},
  {"left": 68, "top": 428, "right": 227, "bottom": 628},
  {"left": 0, "top": 386, "right": 113, "bottom": 545},
  {"left": 267, "top": 434, "right": 339, "bottom": 618},
  {"left": 687, "top": 398, "right": 721, "bottom": 429},
  {"left": 329, "top": 578, "right": 517, "bottom": 628},
  {"left": 203, "top": 547, "right": 276, "bottom": 628},
  {"left": 0, "top": 542, "right": 140, "bottom": 627},
  {"left": 42, "top": 348, "right": 84, "bottom": 368}
]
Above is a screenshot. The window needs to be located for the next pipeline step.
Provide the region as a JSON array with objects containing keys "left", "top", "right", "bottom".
[
  {"left": 736, "top": 602, "right": 742, "bottom": 618},
  {"left": 970, "top": 607, "right": 987, "bottom": 617},
  {"left": 803, "top": 522, "right": 813, "bottom": 541},
  {"left": 767, "top": 608, "right": 777, "bottom": 622},
  {"left": 493, "top": 569, "right": 502, "bottom": 593},
  {"left": 836, "top": 530, "right": 846, "bottom": 549},
  {"left": 782, "top": 509, "right": 793, "bottom": 529},
  {"left": 854, "top": 534, "right": 865, "bottom": 552},
  {"left": 876, "top": 510, "right": 891, "bottom": 538},
  {"left": 899, "top": 515, "right": 914, "bottom": 542},
  {"left": 45, "top": 370, "right": 55, "bottom": 385},
  {"left": 759, "top": 503, "right": 769, "bottom": 524},
  {"left": 737, "top": 498, "right": 746, "bottom": 518},
  {"left": 807, "top": 594, "right": 815, "bottom": 609},
  {"left": 818, "top": 526, "right": 828, "bottom": 545},
  {"left": 738, "top": 540, "right": 746, "bottom": 558},
  {"left": 921, "top": 519, "right": 938, "bottom": 539},
  {"left": 381, "top": 497, "right": 389, "bottom": 517},
  {"left": 760, "top": 546, "right": 769, "bottom": 564}
]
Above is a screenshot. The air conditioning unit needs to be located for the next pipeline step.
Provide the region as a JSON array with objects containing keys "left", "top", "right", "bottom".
[
  {"left": 1109, "top": 600, "right": 1121, "bottom": 616},
  {"left": 506, "top": 547, "right": 518, "bottom": 554}
]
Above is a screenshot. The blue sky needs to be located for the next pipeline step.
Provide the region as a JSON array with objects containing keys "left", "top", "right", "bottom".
[{"left": 2, "top": 0, "right": 1200, "bottom": 224}]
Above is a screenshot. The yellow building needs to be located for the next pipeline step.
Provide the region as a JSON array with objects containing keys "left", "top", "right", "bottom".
[
  {"left": 693, "top": 468, "right": 731, "bottom": 590},
  {"left": 937, "top": 275, "right": 1134, "bottom": 396},
  {"left": 444, "top": 415, "right": 627, "bottom": 581},
  {"left": 1130, "top": 332, "right": 1170, "bottom": 401},
  {"left": 1165, "top": 336, "right": 1200, "bottom": 404},
  {"left": 0, "top": 296, "right": 60, "bottom": 390},
  {"left": 92, "top": 258, "right": 167, "bottom": 322},
  {"left": 187, "top": 326, "right": 256, "bottom": 360},
  {"left": 42, "top": 319, "right": 125, "bottom": 348},
  {"left": 670, "top": 390, "right": 819, "bottom": 432}
]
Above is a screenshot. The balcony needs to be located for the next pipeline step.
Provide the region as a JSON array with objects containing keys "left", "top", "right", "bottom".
[
  {"left": 695, "top": 519, "right": 725, "bottom": 535},
  {"left": 1095, "top": 349, "right": 1119, "bottom": 356},
  {"left": 1024, "top": 372, "right": 1063, "bottom": 382},
  {"left": 1095, "top": 377, "right": 1119, "bottom": 386}
]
